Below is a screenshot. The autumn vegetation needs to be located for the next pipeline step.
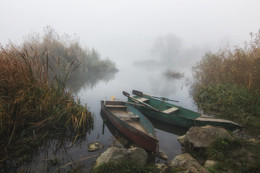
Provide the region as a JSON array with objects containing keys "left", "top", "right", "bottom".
[
  {"left": 192, "top": 31, "right": 260, "bottom": 133},
  {"left": 0, "top": 28, "right": 117, "bottom": 172}
]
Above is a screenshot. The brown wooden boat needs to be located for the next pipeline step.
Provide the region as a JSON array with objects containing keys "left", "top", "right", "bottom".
[{"left": 100, "top": 100, "right": 158, "bottom": 152}]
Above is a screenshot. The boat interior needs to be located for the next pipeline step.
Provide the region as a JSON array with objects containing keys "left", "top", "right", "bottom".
[
  {"left": 135, "top": 97, "right": 179, "bottom": 114},
  {"left": 105, "top": 103, "right": 148, "bottom": 133}
]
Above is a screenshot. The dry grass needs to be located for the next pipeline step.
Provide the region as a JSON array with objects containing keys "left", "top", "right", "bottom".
[
  {"left": 192, "top": 31, "right": 260, "bottom": 91},
  {"left": 0, "top": 43, "right": 93, "bottom": 171},
  {"left": 191, "top": 31, "right": 260, "bottom": 129},
  {"left": 0, "top": 45, "right": 92, "bottom": 134}
]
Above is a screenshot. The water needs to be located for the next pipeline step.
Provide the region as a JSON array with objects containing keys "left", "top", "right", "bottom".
[{"left": 28, "top": 63, "right": 197, "bottom": 172}]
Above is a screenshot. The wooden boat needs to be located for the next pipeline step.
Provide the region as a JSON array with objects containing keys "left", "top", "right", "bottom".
[
  {"left": 100, "top": 100, "right": 158, "bottom": 152},
  {"left": 124, "top": 90, "right": 241, "bottom": 131}
]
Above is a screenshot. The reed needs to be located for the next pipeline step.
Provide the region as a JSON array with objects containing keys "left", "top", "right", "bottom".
[
  {"left": 0, "top": 43, "right": 93, "bottom": 170},
  {"left": 191, "top": 31, "right": 260, "bottom": 129},
  {"left": 192, "top": 31, "right": 260, "bottom": 91}
]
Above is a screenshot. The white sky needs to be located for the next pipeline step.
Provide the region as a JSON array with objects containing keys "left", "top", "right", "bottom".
[{"left": 1, "top": 0, "right": 260, "bottom": 65}]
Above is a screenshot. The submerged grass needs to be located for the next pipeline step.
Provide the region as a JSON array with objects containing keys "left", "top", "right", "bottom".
[{"left": 0, "top": 38, "right": 94, "bottom": 171}]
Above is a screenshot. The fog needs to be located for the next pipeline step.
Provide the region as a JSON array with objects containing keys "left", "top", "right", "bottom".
[
  {"left": 2, "top": 0, "right": 260, "bottom": 102},
  {"left": 1, "top": 0, "right": 260, "bottom": 69},
  {"left": 1, "top": 0, "right": 260, "bottom": 98},
  {"left": 1, "top": 1, "right": 260, "bottom": 170}
]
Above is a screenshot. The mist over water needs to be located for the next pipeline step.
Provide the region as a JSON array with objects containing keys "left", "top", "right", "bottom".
[
  {"left": 75, "top": 64, "right": 189, "bottom": 167},
  {"left": 133, "top": 34, "right": 205, "bottom": 81},
  {"left": 1, "top": 0, "right": 260, "bottom": 172}
]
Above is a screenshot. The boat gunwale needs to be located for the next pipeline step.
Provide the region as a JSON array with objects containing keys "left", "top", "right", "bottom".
[
  {"left": 100, "top": 100, "right": 158, "bottom": 152},
  {"left": 129, "top": 92, "right": 241, "bottom": 131}
]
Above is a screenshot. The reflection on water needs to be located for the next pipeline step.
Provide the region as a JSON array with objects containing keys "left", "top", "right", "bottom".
[
  {"left": 1, "top": 129, "right": 92, "bottom": 173},
  {"left": 147, "top": 117, "right": 187, "bottom": 136},
  {"left": 67, "top": 69, "right": 118, "bottom": 93},
  {"left": 163, "top": 69, "right": 184, "bottom": 80}
]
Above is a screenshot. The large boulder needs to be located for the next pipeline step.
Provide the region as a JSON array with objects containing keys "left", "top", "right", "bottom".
[
  {"left": 169, "top": 153, "right": 209, "bottom": 173},
  {"left": 126, "top": 147, "right": 148, "bottom": 165},
  {"left": 94, "top": 146, "right": 148, "bottom": 168},
  {"left": 178, "top": 125, "right": 235, "bottom": 148},
  {"left": 95, "top": 147, "right": 126, "bottom": 167}
]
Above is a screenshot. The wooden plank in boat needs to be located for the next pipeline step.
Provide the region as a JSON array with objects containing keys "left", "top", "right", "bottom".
[
  {"left": 105, "top": 105, "right": 126, "bottom": 108},
  {"left": 163, "top": 107, "right": 179, "bottom": 114},
  {"left": 136, "top": 97, "right": 149, "bottom": 102}
]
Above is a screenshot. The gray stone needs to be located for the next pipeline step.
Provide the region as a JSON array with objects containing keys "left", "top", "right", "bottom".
[
  {"left": 169, "top": 153, "right": 209, "bottom": 173},
  {"left": 204, "top": 160, "right": 217, "bottom": 168},
  {"left": 94, "top": 146, "right": 148, "bottom": 168},
  {"left": 95, "top": 147, "right": 126, "bottom": 167},
  {"left": 177, "top": 135, "right": 185, "bottom": 145},
  {"left": 247, "top": 138, "right": 260, "bottom": 143},
  {"left": 126, "top": 147, "right": 148, "bottom": 165},
  {"left": 155, "top": 164, "right": 167, "bottom": 173},
  {"left": 155, "top": 149, "right": 168, "bottom": 160},
  {"left": 178, "top": 125, "right": 235, "bottom": 148},
  {"left": 87, "top": 142, "right": 103, "bottom": 152}
]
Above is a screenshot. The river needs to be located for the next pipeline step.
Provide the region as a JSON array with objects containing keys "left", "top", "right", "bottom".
[{"left": 28, "top": 62, "right": 198, "bottom": 172}]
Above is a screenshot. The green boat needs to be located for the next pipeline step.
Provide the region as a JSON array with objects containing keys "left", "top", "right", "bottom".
[{"left": 123, "top": 90, "right": 240, "bottom": 131}]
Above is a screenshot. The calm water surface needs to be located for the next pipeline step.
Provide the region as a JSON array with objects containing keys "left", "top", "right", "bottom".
[{"left": 30, "top": 63, "right": 198, "bottom": 172}]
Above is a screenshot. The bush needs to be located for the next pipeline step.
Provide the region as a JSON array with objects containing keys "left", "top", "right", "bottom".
[
  {"left": 0, "top": 29, "right": 96, "bottom": 171},
  {"left": 191, "top": 30, "right": 260, "bottom": 128},
  {"left": 194, "top": 84, "right": 260, "bottom": 123},
  {"left": 192, "top": 31, "right": 260, "bottom": 91},
  {"left": 0, "top": 43, "right": 93, "bottom": 143}
]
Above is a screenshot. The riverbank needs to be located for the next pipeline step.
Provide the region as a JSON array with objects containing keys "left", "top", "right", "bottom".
[
  {"left": 91, "top": 125, "right": 260, "bottom": 173},
  {"left": 0, "top": 28, "right": 118, "bottom": 172},
  {"left": 191, "top": 31, "right": 260, "bottom": 136},
  {"left": 0, "top": 44, "right": 94, "bottom": 172}
]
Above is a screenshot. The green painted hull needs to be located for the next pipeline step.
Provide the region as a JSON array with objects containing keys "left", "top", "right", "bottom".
[{"left": 128, "top": 95, "right": 240, "bottom": 131}]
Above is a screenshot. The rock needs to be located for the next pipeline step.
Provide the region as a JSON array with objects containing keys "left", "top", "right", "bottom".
[
  {"left": 88, "top": 142, "right": 103, "bottom": 152},
  {"left": 94, "top": 146, "right": 148, "bottom": 168},
  {"left": 247, "top": 138, "right": 260, "bottom": 143},
  {"left": 177, "top": 135, "right": 185, "bottom": 145},
  {"left": 178, "top": 125, "right": 235, "bottom": 148},
  {"left": 126, "top": 147, "right": 148, "bottom": 165},
  {"left": 116, "top": 136, "right": 129, "bottom": 146},
  {"left": 155, "top": 163, "right": 167, "bottom": 173},
  {"left": 204, "top": 160, "right": 217, "bottom": 168},
  {"left": 94, "top": 147, "right": 126, "bottom": 168},
  {"left": 169, "top": 153, "right": 209, "bottom": 173},
  {"left": 155, "top": 150, "right": 168, "bottom": 160}
]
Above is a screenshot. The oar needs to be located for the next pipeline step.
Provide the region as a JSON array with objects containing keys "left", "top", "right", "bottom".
[
  {"left": 132, "top": 90, "right": 179, "bottom": 102},
  {"left": 113, "top": 97, "right": 145, "bottom": 107},
  {"left": 122, "top": 91, "right": 160, "bottom": 112}
]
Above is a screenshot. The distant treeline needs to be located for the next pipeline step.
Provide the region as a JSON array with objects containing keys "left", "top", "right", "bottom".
[
  {"left": 22, "top": 27, "right": 118, "bottom": 92},
  {"left": 191, "top": 30, "right": 260, "bottom": 130}
]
